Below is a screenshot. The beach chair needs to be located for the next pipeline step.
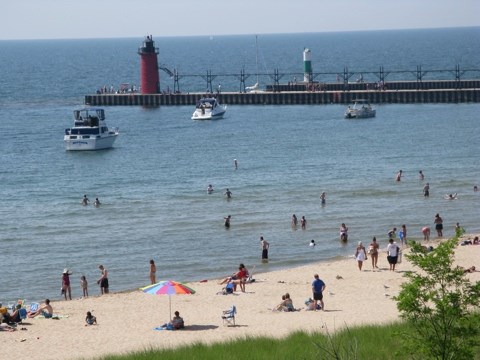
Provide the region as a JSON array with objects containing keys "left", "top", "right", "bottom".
[
  {"left": 29, "top": 302, "right": 40, "bottom": 313},
  {"left": 221, "top": 305, "right": 236, "bottom": 326},
  {"left": 19, "top": 308, "right": 28, "bottom": 320}
]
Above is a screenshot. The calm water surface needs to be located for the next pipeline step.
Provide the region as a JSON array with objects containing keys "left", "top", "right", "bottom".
[{"left": 0, "top": 28, "right": 479, "bottom": 303}]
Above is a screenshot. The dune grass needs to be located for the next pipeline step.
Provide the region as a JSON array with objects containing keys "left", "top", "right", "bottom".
[{"left": 100, "top": 321, "right": 427, "bottom": 360}]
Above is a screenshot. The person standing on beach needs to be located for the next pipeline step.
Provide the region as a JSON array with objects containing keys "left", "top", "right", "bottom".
[
  {"left": 61, "top": 268, "right": 72, "bottom": 300},
  {"left": 400, "top": 224, "right": 407, "bottom": 245},
  {"left": 368, "top": 237, "right": 379, "bottom": 269},
  {"left": 97, "top": 265, "right": 109, "bottom": 294},
  {"left": 80, "top": 275, "right": 88, "bottom": 298},
  {"left": 149, "top": 260, "right": 157, "bottom": 284},
  {"left": 423, "top": 183, "right": 430, "bottom": 197},
  {"left": 434, "top": 213, "right": 443, "bottom": 237},
  {"left": 386, "top": 239, "right": 399, "bottom": 271},
  {"left": 355, "top": 241, "right": 367, "bottom": 271},
  {"left": 311, "top": 274, "right": 326, "bottom": 311},
  {"left": 260, "top": 236, "right": 269, "bottom": 260},
  {"left": 422, "top": 226, "right": 431, "bottom": 241},
  {"left": 396, "top": 170, "right": 402, "bottom": 182}
]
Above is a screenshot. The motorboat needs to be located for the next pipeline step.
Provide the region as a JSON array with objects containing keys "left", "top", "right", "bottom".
[
  {"left": 191, "top": 97, "right": 227, "bottom": 120},
  {"left": 64, "top": 107, "right": 119, "bottom": 150},
  {"left": 344, "top": 100, "right": 376, "bottom": 119}
]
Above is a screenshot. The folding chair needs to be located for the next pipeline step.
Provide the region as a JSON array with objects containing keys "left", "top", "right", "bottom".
[
  {"left": 29, "top": 303, "right": 40, "bottom": 313},
  {"left": 221, "top": 305, "right": 236, "bottom": 326}
]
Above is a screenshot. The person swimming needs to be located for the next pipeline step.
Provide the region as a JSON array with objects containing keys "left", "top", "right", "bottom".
[
  {"left": 81, "top": 194, "right": 89, "bottom": 206},
  {"left": 93, "top": 198, "right": 101, "bottom": 207},
  {"left": 207, "top": 184, "right": 214, "bottom": 194},
  {"left": 444, "top": 193, "right": 457, "bottom": 200}
]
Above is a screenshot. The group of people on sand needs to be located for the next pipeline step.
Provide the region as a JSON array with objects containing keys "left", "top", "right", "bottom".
[
  {"left": 59, "top": 265, "right": 109, "bottom": 301},
  {"left": 0, "top": 298, "right": 54, "bottom": 330},
  {"left": 270, "top": 274, "right": 326, "bottom": 312},
  {"left": 219, "top": 264, "right": 250, "bottom": 293}
]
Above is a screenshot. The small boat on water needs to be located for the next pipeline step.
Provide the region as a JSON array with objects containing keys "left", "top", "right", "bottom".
[
  {"left": 64, "top": 107, "right": 119, "bottom": 151},
  {"left": 344, "top": 100, "right": 376, "bottom": 119},
  {"left": 191, "top": 97, "right": 227, "bottom": 120}
]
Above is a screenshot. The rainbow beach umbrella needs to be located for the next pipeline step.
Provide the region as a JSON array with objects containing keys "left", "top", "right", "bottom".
[{"left": 141, "top": 280, "right": 196, "bottom": 320}]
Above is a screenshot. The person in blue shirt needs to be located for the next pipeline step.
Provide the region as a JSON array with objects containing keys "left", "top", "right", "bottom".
[{"left": 312, "top": 274, "right": 326, "bottom": 311}]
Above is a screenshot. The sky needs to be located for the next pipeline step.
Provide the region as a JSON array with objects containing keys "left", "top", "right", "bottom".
[{"left": 1, "top": 0, "right": 479, "bottom": 40}]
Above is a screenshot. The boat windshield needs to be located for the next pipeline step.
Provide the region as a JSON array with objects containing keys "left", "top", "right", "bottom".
[
  {"left": 74, "top": 108, "right": 105, "bottom": 121},
  {"left": 197, "top": 99, "right": 216, "bottom": 108}
]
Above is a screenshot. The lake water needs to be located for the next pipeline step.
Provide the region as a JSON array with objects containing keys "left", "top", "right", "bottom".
[{"left": 0, "top": 27, "right": 479, "bottom": 303}]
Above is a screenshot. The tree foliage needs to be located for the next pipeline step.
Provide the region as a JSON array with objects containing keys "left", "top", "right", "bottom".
[{"left": 395, "top": 235, "right": 480, "bottom": 360}]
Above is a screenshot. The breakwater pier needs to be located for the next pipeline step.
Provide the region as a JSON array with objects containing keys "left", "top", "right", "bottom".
[{"left": 85, "top": 79, "right": 479, "bottom": 106}]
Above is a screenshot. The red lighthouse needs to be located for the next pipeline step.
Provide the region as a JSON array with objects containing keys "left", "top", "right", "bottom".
[{"left": 138, "top": 35, "right": 160, "bottom": 94}]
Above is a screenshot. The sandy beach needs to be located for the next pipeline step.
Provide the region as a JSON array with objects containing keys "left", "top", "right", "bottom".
[{"left": 3, "top": 235, "right": 479, "bottom": 360}]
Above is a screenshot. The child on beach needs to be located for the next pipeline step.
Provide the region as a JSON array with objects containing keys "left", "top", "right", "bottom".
[
  {"left": 85, "top": 311, "right": 97, "bottom": 326},
  {"left": 80, "top": 275, "right": 88, "bottom": 297}
]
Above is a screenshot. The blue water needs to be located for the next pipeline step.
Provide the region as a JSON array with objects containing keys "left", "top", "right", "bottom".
[{"left": 0, "top": 27, "right": 479, "bottom": 303}]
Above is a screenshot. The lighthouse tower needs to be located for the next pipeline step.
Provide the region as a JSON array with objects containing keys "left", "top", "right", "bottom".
[
  {"left": 303, "top": 48, "right": 312, "bottom": 83},
  {"left": 138, "top": 36, "right": 160, "bottom": 94}
]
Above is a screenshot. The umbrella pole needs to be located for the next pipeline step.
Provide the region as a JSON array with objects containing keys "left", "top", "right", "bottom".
[{"left": 169, "top": 295, "right": 172, "bottom": 321}]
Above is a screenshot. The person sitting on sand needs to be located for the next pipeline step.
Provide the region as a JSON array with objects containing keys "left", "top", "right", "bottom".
[
  {"left": 28, "top": 299, "right": 53, "bottom": 318},
  {"left": 85, "top": 311, "right": 97, "bottom": 326},
  {"left": 171, "top": 311, "right": 184, "bottom": 329},
  {"left": 7, "top": 304, "right": 23, "bottom": 324},
  {"left": 275, "top": 293, "right": 295, "bottom": 312},
  {"left": 0, "top": 316, "right": 16, "bottom": 332},
  {"left": 304, "top": 298, "right": 321, "bottom": 311}
]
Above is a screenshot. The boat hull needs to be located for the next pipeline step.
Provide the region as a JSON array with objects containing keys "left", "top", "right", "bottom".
[
  {"left": 64, "top": 134, "right": 118, "bottom": 151},
  {"left": 191, "top": 107, "right": 226, "bottom": 120}
]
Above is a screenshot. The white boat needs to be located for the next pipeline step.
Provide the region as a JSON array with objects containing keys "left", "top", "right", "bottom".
[
  {"left": 344, "top": 100, "right": 376, "bottom": 119},
  {"left": 64, "top": 107, "right": 119, "bottom": 151},
  {"left": 191, "top": 97, "right": 227, "bottom": 120}
]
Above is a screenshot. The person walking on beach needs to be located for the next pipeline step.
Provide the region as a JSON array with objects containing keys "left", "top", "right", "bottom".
[
  {"left": 434, "top": 213, "right": 443, "bottom": 237},
  {"left": 396, "top": 170, "right": 402, "bottom": 182},
  {"left": 260, "top": 236, "right": 269, "bottom": 260},
  {"left": 97, "top": 265, "right": 109, "bottom": 294},
  {"left": 423, "top": 183, "right": 430, "bottom": 197},
  {"left": 368, "top": 237, "right": 379, "bottom": 269},
  {"left": 386, "top": 239, "right": 399, "bottom": 271},
  {"left": 224, "top": 188, "right": 232, "bottom": 199},
  {"left": 311, "top": 274, "right": 326, "bottom": 311},
  {"left": 149, "top": 259, "right": 157, "bottom": 284},
  {"left": 355, "top": 241, "right": 367, "bottom": 271},
  {"left": 80, "top": 275, "right": 88, "bottom": 298},
  {"left": 61, "top": 268, "right": 72, "bottom": 300}
]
